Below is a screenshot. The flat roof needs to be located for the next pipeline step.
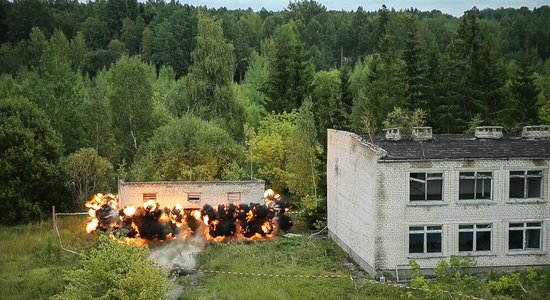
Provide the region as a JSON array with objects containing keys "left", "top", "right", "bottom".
[{"left": 361, "top": 134, "right": 550, "bottom": 162}]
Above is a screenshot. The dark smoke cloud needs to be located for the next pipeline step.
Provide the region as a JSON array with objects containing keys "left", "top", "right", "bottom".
[{"left": 90, "top": 196, "right": 293, "bottom": 242}]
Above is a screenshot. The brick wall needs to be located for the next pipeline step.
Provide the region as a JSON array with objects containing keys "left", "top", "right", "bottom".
[
  {"left": 327, "top": 129, "right": 550, "bottom": 277},
  {"left": 118, "top": 180, "right": 265, "bottom": 209},
  {"left": 327, "top": 129, "right": 382, "bottom": 275}
]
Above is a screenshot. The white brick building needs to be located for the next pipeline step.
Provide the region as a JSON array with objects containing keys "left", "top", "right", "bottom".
[
  {"left": 327, "top": 127, "right": 550, "bottom": 278},
  {"left": 118, "top": 180, "right": 265, "bottom": 209}
]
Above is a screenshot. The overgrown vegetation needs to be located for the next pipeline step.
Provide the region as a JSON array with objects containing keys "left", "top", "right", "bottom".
[
  {"left": 52, "top": 235, "right": 174, "bottom": 300},
  {"left": 1, "top": 220, "right": 550, "bottom": 299},
  {"left": 0, "top": 216, "right": 91, "bottom": 299},
  {"left": 409, "top": 257, "right": 550, "bottom": 299}
]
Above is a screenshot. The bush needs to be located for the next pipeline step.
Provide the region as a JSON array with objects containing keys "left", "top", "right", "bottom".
[{"left": 51, "top": 235, "right": 174, "bottom": 300}]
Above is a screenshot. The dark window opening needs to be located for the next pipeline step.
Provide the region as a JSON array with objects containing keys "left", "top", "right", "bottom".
[
  {"left": 188, "top": 193, "right": 201, "bottom": 203},
  {"left": 509, "top": 222, "right": 542, "bottom": 251},
  {"left": 509, "top": 170, "right": 543, "bottom": 199},
  {"left": 410, "top": 173, "right": 443, "bottom": 201},
  {"left": 459, "top": 224, "right": 492, "bottom": 252},
  {"left": 409, "top": 226, "right": 442, "bottom": 254},
  {"left": 459, "top": 172, "right": 492, "bottom": 200}
]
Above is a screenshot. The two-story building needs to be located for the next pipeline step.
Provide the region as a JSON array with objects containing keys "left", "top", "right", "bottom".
[{"left": 327, "top": 126, "right": 550, "bottom": 278}]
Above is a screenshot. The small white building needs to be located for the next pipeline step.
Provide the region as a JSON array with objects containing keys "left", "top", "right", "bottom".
[
  {"left": 118, "top": 180, "right": 265, "bottom": 209},
  {"left": 327, "top": 126, "right": 550, "bottom": 278}
]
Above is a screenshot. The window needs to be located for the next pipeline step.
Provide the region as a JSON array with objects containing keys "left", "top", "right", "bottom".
[
  {"left": 142, "top": 193, "right": 156, "bottom": 202},
  {"left": 187, "top": 193, "right": 201, "bottom": 203},
  {"left": 459, "top": 172, "right": 492, "bottom": 200},
  {"left": 227, "top": 192, "right": 241, "bottom": 202},
  {"left": 509, "top": 222, "right": 542, "bottom": 251},
  {"left": 459, "top": 224, "right": 492, "bottom": 252},
  {"left": 409, "top": 226, "right": 442, "bottom": 254},
  {"left": 509, "top": 170, "right": 543, "bottom": 199},
  {"left": 410, "top": 173, "right": 443, "bottom": 201}
]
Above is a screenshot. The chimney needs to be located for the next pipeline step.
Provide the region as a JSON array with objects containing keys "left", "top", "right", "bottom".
[
  {"left": 522, "top": 125, "right": 550, "bottom": 139},
  {"left": 384, "top": 128, "right": 401, "bottom": 141},
  {"left": 412, "top": 127, "right": 432, "bottom": 141},
  {"left": 475, "top": 126, "right": 503, "bottom": 139}
]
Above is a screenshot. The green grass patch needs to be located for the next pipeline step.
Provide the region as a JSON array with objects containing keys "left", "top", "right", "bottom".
[
  {"left": 181, "top": 237, "right": 406, "bottom": 300},
  {"left": 0, "top": 216, "right": 92, "bottom": 300}
]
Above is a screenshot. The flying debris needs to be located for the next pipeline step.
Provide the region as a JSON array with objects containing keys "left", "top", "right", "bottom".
[{"left": 84, "top": 190, "right": 293, "bottom": 244}]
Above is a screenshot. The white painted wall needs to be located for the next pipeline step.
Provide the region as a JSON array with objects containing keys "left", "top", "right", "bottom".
[
  {"left": 118, "top": 180, "right": 265, "bottom": 209},
  {"left": 327, "top": 129, "right": 550, "bottom": 276}
]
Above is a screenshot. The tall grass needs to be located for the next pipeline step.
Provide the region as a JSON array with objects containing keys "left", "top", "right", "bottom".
[
  {"left": 0, "top": 216, "right": 92, "bottom": 300},
  {"left": 181, "top": 237, "right": 406, "bottom": 300}
]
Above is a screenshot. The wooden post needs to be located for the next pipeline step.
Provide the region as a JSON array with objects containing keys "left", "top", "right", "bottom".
[{"left": 52, "top": 205, "right": 56, "bottom": 233}]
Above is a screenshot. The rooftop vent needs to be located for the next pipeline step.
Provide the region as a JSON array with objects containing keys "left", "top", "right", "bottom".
[
  {"left": 384, "top": 128, "right": 401, "bottom": 141},
  {"left": 522, "top": 125, "right": 550, "bottom": 139},
  {"left": 475, "top": 126, "right": 503, "bottom": 139},
  {"left": 412, "top": 127, "right": 432, "bottom": 141}
]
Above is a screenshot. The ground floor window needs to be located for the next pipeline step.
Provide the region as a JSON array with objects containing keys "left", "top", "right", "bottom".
[
  {"left": 187, "top": 193, "right": 201, "bottom": 203},
  {"left": 227, "top": 192, "right": 241, "bottom": 202},
  {"left": 459, "top": 224, "right": 492, "bottom": 252},
  {"left": 509, "top": 222, "right": 542, "bottom": 251},
  {"left": 409, "top": 225, "right": 442, "bottom": 254},
  {"left": 142, "top": 193, "right": 157, "bottom": 202}
]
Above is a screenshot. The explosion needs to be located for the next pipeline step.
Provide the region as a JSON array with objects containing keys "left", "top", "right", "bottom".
[{"left": 84, "top": 190, "right": 293, "bottom": 244}]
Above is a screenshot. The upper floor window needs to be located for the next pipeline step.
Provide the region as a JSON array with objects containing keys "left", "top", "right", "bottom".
[
  {"left": 459, "top": 172, "right": 492, "bottom": 200},
  {"left": 459, "top": 224, "right": 492, "bottom": 252},
  {"left": 509, "top": 170, "right": 543, "bottom": 199},
  {"left": 509, "top": 222, "right": 542, "bottom": 251},
  {"left": 409, "top": 225, "right": 442, "bottom": 254},
  {"left": 410, "top": 173, "right": 443, "bottom": 201}
]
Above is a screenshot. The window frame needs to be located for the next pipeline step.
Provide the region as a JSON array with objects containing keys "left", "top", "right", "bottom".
[
  {"left": 508, "top": 222, "right": 543, "bottom": 251},
  {"left": 409, "top": 225, "right": 443, "bottom": 255},
  {"left": 227, "top": 192, "right": 241, "bottom": 202},
  {"left": 509, "top": 170, "right": 543, "bottom": 200},
  {"left": 458, "top": 171, "right": 493, "bottom": 201},
  {"left": 142, "top": 193, "right": 157, "bottom": 202},
  {"left": 409, "top": 172, "right": 444, "bottom": 202},
  {"left": 187, "top": 192, "right": 201, "bottom": 203},
  {"left": 458, "top": 224, "right": 492, "bottom": 253}
]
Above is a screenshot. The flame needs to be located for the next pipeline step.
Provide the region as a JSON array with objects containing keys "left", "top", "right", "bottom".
[
  {"left": 86, "top": 218, "right": 99, "bottom": 233},
  {"left": 264, "top": 189, "right": 274, "bottom": 198},
  {"left": 123, "top": 206, "right": 136, "bottom": 217},
  {"left": 143, "top": 200, "right": 156, "bottom": 211},
  {"left": 84, "top": 189, "right": 292, "bottom": 245}
]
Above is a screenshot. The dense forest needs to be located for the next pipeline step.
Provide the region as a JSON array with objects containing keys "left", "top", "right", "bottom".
[{"left": 1, "top": 0, "right": 550, "bottom": 225}]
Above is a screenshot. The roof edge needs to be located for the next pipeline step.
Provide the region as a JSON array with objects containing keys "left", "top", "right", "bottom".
[{"left": 328, "top": 129, "right": 387, "bottom": 156}]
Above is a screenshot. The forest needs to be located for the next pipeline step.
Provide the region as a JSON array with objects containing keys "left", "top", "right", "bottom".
[{"left": 1, "top": 0, "right": 550, "bottom": 226}]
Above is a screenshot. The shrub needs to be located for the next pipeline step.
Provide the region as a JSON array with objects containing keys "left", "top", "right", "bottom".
[{"left": 51, "top": 235, "right": 173, "bottom": 300}]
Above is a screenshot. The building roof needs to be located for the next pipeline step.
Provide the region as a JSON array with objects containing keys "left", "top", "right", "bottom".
[{"left": 362, "top": 134, "right": 550, "bottom": 162}]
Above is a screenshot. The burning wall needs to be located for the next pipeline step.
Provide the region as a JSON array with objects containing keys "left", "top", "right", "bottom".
[{"left": 85, "top": 189, "right": 293, "bottom": 244}]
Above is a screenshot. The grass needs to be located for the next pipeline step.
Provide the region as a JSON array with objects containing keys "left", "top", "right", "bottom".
[
  {"left": 0, "top": 216, "right": 93, "bottom": 300},
  {"left": 2, "top": 218, "right": 549, "bottom": 300},
  {"left": 180, "top": 237, "right": 406, "bottom": 300}
]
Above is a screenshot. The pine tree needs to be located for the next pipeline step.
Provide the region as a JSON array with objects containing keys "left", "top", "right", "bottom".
[
  {"left": 186, "top": 12, "right": 244, "bottom": 137},
  {"left": 264, "top": 23, "right": 313, "bottom": 113},
  {"left": 403, "top": 16, "right": 428, "bottom": 111}
]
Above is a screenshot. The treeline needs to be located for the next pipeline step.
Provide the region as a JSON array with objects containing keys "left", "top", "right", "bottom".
[{"left": 1, "top": 0, "right": 550, "bottom": 225}]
